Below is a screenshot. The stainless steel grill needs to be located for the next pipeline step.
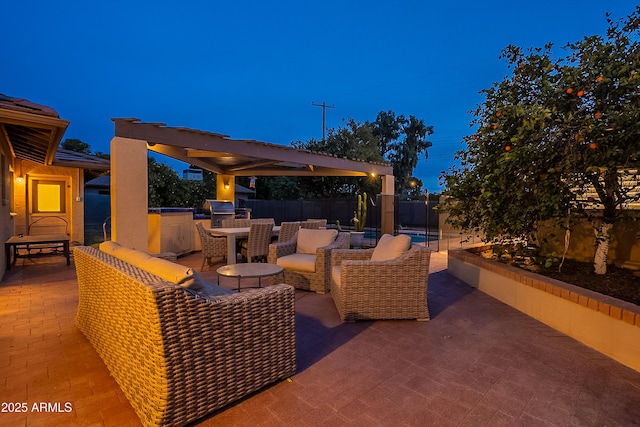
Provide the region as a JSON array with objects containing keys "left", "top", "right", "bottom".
[{"left": 203, "top": 200, "right": 234, "bottom": 227}]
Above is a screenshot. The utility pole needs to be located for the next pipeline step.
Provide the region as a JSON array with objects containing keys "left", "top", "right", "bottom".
[{"left": 312, "top": 101, "right": 334, "bottom": 141}]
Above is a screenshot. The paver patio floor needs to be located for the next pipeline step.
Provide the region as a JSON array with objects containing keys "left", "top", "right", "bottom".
[{"left": 1, "top": 249, "right": 639, "bottom": 426}]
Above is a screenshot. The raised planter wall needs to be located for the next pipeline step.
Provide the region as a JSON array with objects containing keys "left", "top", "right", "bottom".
[{"left": 448, "top": 246, "right": 640, "bottom": 373}]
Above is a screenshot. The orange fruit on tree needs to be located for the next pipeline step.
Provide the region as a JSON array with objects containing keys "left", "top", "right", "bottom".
[
  {"left": 577, "top": 90, "right": 585, "bottom": 97},
  {"left": 505, "top": 145, "right": 511, "bottom": 151},
  {"left": 597, "top": 76, "right": 604, "bottom": 83},
  {"left": 594, "top": 112, "right": 602, "bottom": 119},
  {"left": 566, "top": 88, "right": 574, "bottom": 94},
  {"left": 496, "top": 112, "right": 501, "bottom": 117},
  {"left": 589, "top": 142, "right": 597, "bottom": 149}
]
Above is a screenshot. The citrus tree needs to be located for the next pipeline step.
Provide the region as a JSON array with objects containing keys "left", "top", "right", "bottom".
[{"left": 441, "top": 8, "right": 640, "bottom": 274}]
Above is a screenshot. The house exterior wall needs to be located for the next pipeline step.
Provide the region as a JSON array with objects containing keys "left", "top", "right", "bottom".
[
  {"left": 1, "top": 157, "right": 85, "bottom": 281},
  {"left": 11, "top": 159, "right": 85, "bottom": 246},
  {"left": 0, "top": 144, "right": 13, "bottom": 279}
]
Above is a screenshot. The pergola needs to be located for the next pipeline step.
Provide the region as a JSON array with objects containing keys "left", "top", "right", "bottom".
[{"left": 110, "top": 119, "right": 396, "bottom": 250}]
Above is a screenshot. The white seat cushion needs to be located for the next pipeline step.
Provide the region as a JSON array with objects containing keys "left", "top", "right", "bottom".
[
  {"left": 276, "top": 253, "right": 317, "bottom": 272},
  {"left": 371, "top": 234, "right": 411, "bottom": 261},
  {"left": 296, "top": 228, "right": 338, "bottom": 254}
]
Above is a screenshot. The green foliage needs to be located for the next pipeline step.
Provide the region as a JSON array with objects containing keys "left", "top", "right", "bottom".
[
  {"left": 544, "top": 252, "right": 560, "bottom": 269},
  {"left": 291, "top": 112, "right": 433, "bottom": 199},
  {"left": 61, "top": 138, "right": 91, "bottom": 154},
  {"left": 148, "top": 158, "right": 216, "bottom": 208},
  {"left": 256, "top": 176, "right": 299, "bottom": 200},
  {"left": 377, "top": 113, "right": 434, "bottom": 195},
  {"left": 291, "top": 118, "right": 384, "bottom": 198},
  {"left": 441, "top": 7, "right": 640, "bottom": 248}
]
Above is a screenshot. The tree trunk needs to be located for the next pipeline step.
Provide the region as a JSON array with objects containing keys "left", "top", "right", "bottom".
[{"left": 593, "top": 222, "right": 613, "bottom": 275}]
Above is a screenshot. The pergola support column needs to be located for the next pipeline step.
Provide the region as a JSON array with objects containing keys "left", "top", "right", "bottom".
[
  {"left": 380, "top": 175, "right": 395, "bottom": 235},
  {"left": 111, "top": 136, "right": 148, "bottom": 251}
]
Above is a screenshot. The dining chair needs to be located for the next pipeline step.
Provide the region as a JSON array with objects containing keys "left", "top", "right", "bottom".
[
  {"left": 240, "top": 222, "right": 274, "bottom": 262},
  {"left": 301, "top": 219, "right": 327, "bottom": 229},
  {"left": 195, "top": 222, "right": 227, "bottom": 270},
  {"left": 221, "top": 218, "right": 251, "bottom": 228},
  {"left": 276, "top": 221, "right": 301, "bottom": 243}
]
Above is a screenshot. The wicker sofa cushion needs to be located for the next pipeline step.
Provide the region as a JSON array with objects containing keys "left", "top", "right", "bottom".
[
  {"left": 100, "top": 240, "right": 193, "bottom": 284},
  {"left": 139, "top": 257, "right": 193, "bottom": 284},
  {"left": 296, "top": 228, "right": 338, "bottom": 255},
  {"left": 276, "top": 253, "right": 317, "bottom": 272},
  {"left": 371, "top": 234, "right": 411, "bottom": 261},
  {"left": 98, "top": 240, "right": 222, "bottom": 294}
]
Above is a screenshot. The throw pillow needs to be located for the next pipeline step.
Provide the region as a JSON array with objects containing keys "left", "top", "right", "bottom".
[
  {"left": 139, "top": 256, "right": 194, "bottom": 285},
  {"left": 296, "top": 228, "right": 338, "bottom": 255},
  {"left": 370, "top": 234, "right": 411, "bottom": 261},
  {"left": 99, "top": 240, "right": 121, "bottom": 255}
]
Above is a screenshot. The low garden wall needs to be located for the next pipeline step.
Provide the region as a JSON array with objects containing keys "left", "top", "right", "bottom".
[{"left": 448, "top": 246, "right": 640, "bottom": 373}]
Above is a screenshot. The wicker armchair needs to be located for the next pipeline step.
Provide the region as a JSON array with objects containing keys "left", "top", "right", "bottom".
[
  {"left": 330, "top": 245, "right": 431, "bottom": 322},
  {"left": 195, "top": 222, "right": 227, "bottom": 270},
  {"left": 268, "top": 230, "right": 350, "bottom": 294}
]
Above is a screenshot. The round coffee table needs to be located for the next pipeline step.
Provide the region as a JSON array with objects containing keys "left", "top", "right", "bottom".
[{"left": 216, "top": 263, "right": 284, "bottom": 292}]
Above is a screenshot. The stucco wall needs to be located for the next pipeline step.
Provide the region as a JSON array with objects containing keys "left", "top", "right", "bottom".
[{"left": 0, "top": 148, "right": 12, "bottom": 279}]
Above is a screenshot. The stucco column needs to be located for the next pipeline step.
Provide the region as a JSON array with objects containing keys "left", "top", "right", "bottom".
[
  {"left": 380, "top": 174, "right": 395, "bottom": 235},
  {"left": 216, "top": 174, "right": 235, "bottom": 203},
  {"left": 111, "top": 137, "right": 148, "bottom": 251}
]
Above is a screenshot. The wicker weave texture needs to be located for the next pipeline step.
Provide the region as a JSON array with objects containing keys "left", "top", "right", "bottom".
[
  {"left": 300, "top": 219, "right": 327, "bottom": 229},
  {"left": 74, "top": 246, "right": 296, "bottom": 427},
  {"left": 241, "top": 222, "right": 274, "bottom": 262},
  {"left": 195, "top": 222, "right": 227, "bottom": 270},
  {"left": 221, "top": 218, "right": 251, "bottom": 228},
  {"left": 277, "top": 221, "right": 301, "bottom": 243},
  {"left": 330, "top": 245, "right": 431, "bottom": 322},
  {"left": 268, "top": 232, "right": 350, "bottom": 294}
]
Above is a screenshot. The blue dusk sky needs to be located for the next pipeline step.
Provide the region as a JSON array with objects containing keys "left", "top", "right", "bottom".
[{"left": 2, "top": 1, "right": 635, "bottom": 192}]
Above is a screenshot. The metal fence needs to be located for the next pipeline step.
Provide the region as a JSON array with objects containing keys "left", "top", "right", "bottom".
[{"left": 87, "top": 195, "right": 484, "bottom": 251}]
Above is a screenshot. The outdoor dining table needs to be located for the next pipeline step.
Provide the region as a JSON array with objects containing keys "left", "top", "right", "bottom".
[{"left": 205, "top": 226, "right": 280, "bottom": 264}]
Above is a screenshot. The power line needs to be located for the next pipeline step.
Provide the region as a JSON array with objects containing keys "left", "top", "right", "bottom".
[{"left": 311, "top": 101, "right": 335, "bottom": 141}]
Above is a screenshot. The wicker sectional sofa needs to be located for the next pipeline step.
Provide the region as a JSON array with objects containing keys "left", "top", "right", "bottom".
[{"left": 74, "top": 245, "right": 296, "bottom": 427}]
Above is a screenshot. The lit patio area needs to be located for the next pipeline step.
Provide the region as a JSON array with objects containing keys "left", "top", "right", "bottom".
[{"left": 1, "top": 250, "right": 640, "bottom": 426}]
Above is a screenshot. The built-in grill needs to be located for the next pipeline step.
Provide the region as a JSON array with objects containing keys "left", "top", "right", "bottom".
[{"left": 203, "top": 200, "right": 235, "bottom": 228}]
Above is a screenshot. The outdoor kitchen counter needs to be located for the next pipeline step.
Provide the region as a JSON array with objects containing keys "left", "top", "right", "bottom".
[{"left": 148, "top": 209, "right": 195, "bottom": 256}]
